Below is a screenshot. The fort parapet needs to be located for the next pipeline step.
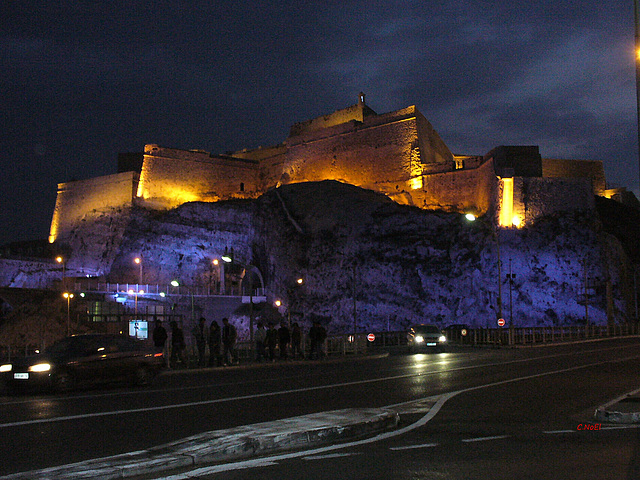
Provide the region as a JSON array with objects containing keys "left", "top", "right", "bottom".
[{"left": 48, "top": 96, "right": 615, "bottom": 245}]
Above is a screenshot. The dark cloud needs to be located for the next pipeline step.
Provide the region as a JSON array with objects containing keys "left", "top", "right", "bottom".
[{"left": 1, "top": 0, "right": 638, "bottom": 245}]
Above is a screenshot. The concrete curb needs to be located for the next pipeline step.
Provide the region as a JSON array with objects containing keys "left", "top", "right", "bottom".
[
  {"left": 594, "top": 387, "right": 640, "bottom": 424},
  {"left": 0, "top": 408, "right": 399, "bottom": 480}
]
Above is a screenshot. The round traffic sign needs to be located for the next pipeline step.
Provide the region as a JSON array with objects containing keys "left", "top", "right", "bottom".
[
  {"left": 367, "top": 333, "right": 376, "bottom": 342},
  {"left": 497, "top": 318, "right": 506, "bottom": 327}
]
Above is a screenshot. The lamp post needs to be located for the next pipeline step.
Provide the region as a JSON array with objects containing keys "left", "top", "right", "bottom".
[
  {"left": 465, "top": 213, "right": 503, "bottom": 323},
  {"left": 56, "top": 256, "right": 66, "bottom": 290},
  {"left": 635, "top": 0, "right": 640, "bottom": 191},
  {"left": 128, "top": 288, "right": 144, "bottom": 317},
  {"left": 171, "top": 280, "right": 195, "bottom": 323},
  {"left": 134, "top": 257, "right": 142, "bottom": 287},
  {"left": 221, "top": 256, "right": 264, "bottom": 347},
  {"left": 211, "top": 259, "right": 220, "bottom": 294},
  {"left": 63, "top": 292, "right": 74, "bottom": 336},
  {"left": 506, "top": 259, "right": 516, "bottom": 327}
]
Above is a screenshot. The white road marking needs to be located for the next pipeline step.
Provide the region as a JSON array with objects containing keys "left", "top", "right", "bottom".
[
  {"left": 461, "top": 435, "right": 510, "bottom": 443},
  {"left": 390, "top": 443, "right": 440, "bottom": 450},
  {"left": 148, "top": 356, "right": 640, "bottom": 479},
  {"left": 303, "top": 452, "right": 363, "bottom": 460}
]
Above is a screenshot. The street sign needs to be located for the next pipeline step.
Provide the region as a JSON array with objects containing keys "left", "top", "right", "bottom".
[
  {"left": 497, "top": 318, "right": 506, "bottom": 327},
  {"left": 367, "top": 333, "right": 376, "bottom": 342}
]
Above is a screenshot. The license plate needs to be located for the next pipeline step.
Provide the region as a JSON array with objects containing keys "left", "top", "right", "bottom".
[
  {"left": 14, "top": 373, "right": 29, "bottom": 380},
  {"left": 426, "top": 343, "right": 437, "bottom": 346}
]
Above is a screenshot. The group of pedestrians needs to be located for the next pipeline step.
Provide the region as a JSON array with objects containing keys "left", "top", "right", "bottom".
[
  {"left": 152, "top": 316, "right": 328, "bottom": 368},
  {"left": 254, "top": 321, "right": 302, "bottom": 361},
  {"left": 153, "top": 316, "right": 238, "bottom": 369}
]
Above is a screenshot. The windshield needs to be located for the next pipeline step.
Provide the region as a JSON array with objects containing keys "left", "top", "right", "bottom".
[{"left": 411, "top": 325, "right": 440, "bottom": 334}]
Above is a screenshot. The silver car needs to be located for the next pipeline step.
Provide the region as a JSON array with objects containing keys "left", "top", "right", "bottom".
[{"left": 407, "top": 324, "right": 447, "bottom": 352}]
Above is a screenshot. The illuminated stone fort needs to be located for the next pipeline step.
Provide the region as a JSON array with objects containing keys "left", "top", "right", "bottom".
[{"left": 49, "top": 94, "right": 618, "bottom": 244}]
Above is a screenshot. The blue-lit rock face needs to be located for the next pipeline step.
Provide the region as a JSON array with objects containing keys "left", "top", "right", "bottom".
[
  {"left": 256, "top": 181, "right": 617, "bottom": 330},
  {"left": 11, "top": 181, "right": 629, "bottom": 331}
]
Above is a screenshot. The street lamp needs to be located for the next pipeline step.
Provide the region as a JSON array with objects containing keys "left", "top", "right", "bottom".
[
  {"left": 128, "top": 288, "right": 144, "bottom": 317},
  {"left": 56, "top": 256, "right": 66, "bottom": 290},
  {"left": 134, "top": 257, "right": 142, "bottom": 287},
  {"left": 210, "top": 259, "right": 220, "bottom": 294},
  {"left": 63, "top": 292, "right": 74, "bottom": 336},
  {"left": 635, "top": 0, "right": 640, "bottom": 191},
  {"left": 465, "top": 213, "right": 503, "bottom": 323},
  {"left": 221, "top": 256, "right": 265, "bottom": 346},
  {"left": 171, "top": 280, "right": 195, "bottom": 323}
]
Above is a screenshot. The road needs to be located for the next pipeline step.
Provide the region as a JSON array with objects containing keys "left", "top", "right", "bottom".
[{"left": 2, "top": 337, "right": 640, "bottom": 479}]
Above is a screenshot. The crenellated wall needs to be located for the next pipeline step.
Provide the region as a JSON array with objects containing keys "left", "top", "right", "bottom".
[
  {"left": 136, "top": 145, "right": 260, "bottom": 209},
  {"left": 419, "top": 157, "right": 497, "bottom": 214},
  {"left": 49, "top": 171, "right": 139, "bottom": 243},
  {"left": 280, "top": 106, "right": 453, "bottom": 194},
  {"left": 48, "top": 99, "right": 608, "bottom": 250},
  {"left": 542, "top": 158, "right": 606, "bottom": 195}
]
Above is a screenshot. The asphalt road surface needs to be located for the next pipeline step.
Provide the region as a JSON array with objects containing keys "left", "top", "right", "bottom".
[{"left": 2, "top": 337, "right": 640, "bottom": 479}]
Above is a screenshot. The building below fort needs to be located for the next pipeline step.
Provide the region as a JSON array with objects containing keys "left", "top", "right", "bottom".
[{"left": 48, "top": 94, "right": 631, "bottom": 245}]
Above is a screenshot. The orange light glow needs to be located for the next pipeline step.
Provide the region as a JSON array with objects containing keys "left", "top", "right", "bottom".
[{"left": 499, "top": 178, "right": 514, "bottom": 228}]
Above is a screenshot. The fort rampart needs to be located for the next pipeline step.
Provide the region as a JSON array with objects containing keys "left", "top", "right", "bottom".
[
  {"left": 47, "top": 99, "right": 608, "bottom": 249},
  {"left": 136, "top": 145, "right": 260, "bottom": 209},
  {"left": 542, "top": 158, "right": 606, "bottom": 195},
  {"left": 49, "top": 171, "right": 139, "bottom": 243}
]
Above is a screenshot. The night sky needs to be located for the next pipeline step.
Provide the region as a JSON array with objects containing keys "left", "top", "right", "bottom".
[{"left": 2, "top": 1, "right": 638, "bottom": 246}]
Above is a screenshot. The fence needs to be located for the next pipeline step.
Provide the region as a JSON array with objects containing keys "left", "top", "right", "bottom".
[
  {"left": 365, "top": 324, "right": 640, "bottom": 348},
  {"left": 70, "top": 281, "right": 266, "bottom": 297}
]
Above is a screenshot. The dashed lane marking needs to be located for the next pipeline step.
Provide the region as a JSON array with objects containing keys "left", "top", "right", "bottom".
[
  {"left": 303, "top": 452, "right": 363, "bottom": 460},
  {"left": 390, "top": 443, "right": 440, "bottom": 450},
  {"left": 461, "top": 435, "right": 511, "bottom": 443}
]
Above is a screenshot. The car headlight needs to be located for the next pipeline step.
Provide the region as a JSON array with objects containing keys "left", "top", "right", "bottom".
[
  {"left": 438, "top": 335, "right": 447, "bottom": 343},
  {"left": 0, "top": 364, "right": 12, "bottom": 373},
  {"left": 29, "top": 363, "right": 52, "bottom": 373},
  {"left": 415, "top": 335, "right": 424, "bottom": 343}
]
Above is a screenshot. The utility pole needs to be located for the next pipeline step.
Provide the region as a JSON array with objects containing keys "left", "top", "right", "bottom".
[
  {"left": 506, "top": 259, "right": 516, "bottom": 327},
  {"left": 635, "top": 0, "right": 640, "bottom": 191}
]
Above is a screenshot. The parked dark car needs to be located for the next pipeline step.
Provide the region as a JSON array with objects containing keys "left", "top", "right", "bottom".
[
  {"left": 407, "top": 324, "right": 447, "bottom": 352},
  {"left": 0, "top": 334, "right": 165, "bottom": 393}
]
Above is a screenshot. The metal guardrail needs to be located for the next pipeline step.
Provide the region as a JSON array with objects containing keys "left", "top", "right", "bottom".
[
  {"left": 71, "top": 282, "right": 265, "bottom": 297},
  {"left": 362, "top": 324, "right": 640, "bottom": 348}
]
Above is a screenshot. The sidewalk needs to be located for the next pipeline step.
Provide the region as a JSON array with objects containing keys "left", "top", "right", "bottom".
[{"left": 594, "top": 387, "right": 640, "bottom": 424}]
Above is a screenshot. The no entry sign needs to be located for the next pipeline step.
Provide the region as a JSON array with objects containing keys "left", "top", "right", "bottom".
[
  {"left": 367, "top": 333, "right": 376, "bottom": 342},
  {"left": 497, "top": 318, "right": 506, "bottom": 327}
]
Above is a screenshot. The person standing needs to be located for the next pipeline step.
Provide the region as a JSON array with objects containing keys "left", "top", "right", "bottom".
[
  {"left": 152, "top": 318, "right": 168, "bottom": 366},
  {"left": 309, "top": 321, "right": 327, "bottom": 360},
  {"left": 278, "top": 322, "right": 291, "bottom": 360},
  {"left": 193, "top": 317, "right": 208, "bottom": 367},
  {"left": 266, "top": 322, "right": 278, "bottom": 361},
  {"left": 255, "top": 322, "right": 267, "bottom": 362},
  {"left": 291, "top": 322, "right": 302, "bottom": 359},
  {"left": 170, "top": 321, "right": 186, "bottom": 369},
  {"left": 208, "top": 320, "right": 222, "bottom": 367},
  {"left": 222, "top": 318, "right": 237, "bottom": 366}
]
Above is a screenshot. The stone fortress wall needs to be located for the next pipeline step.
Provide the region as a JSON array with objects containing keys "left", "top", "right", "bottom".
[
  {"left": 49, "top": 171, "right": 139, "bottom": 243},
  {"left": 541, "top": 158, "right": 606, "bottom": 195},
  {"left": 136, "top": 145, "right": 261, "bottom": 209},
  {"left": 48, "top": 95, "right": 613, "bottom": 245}
]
